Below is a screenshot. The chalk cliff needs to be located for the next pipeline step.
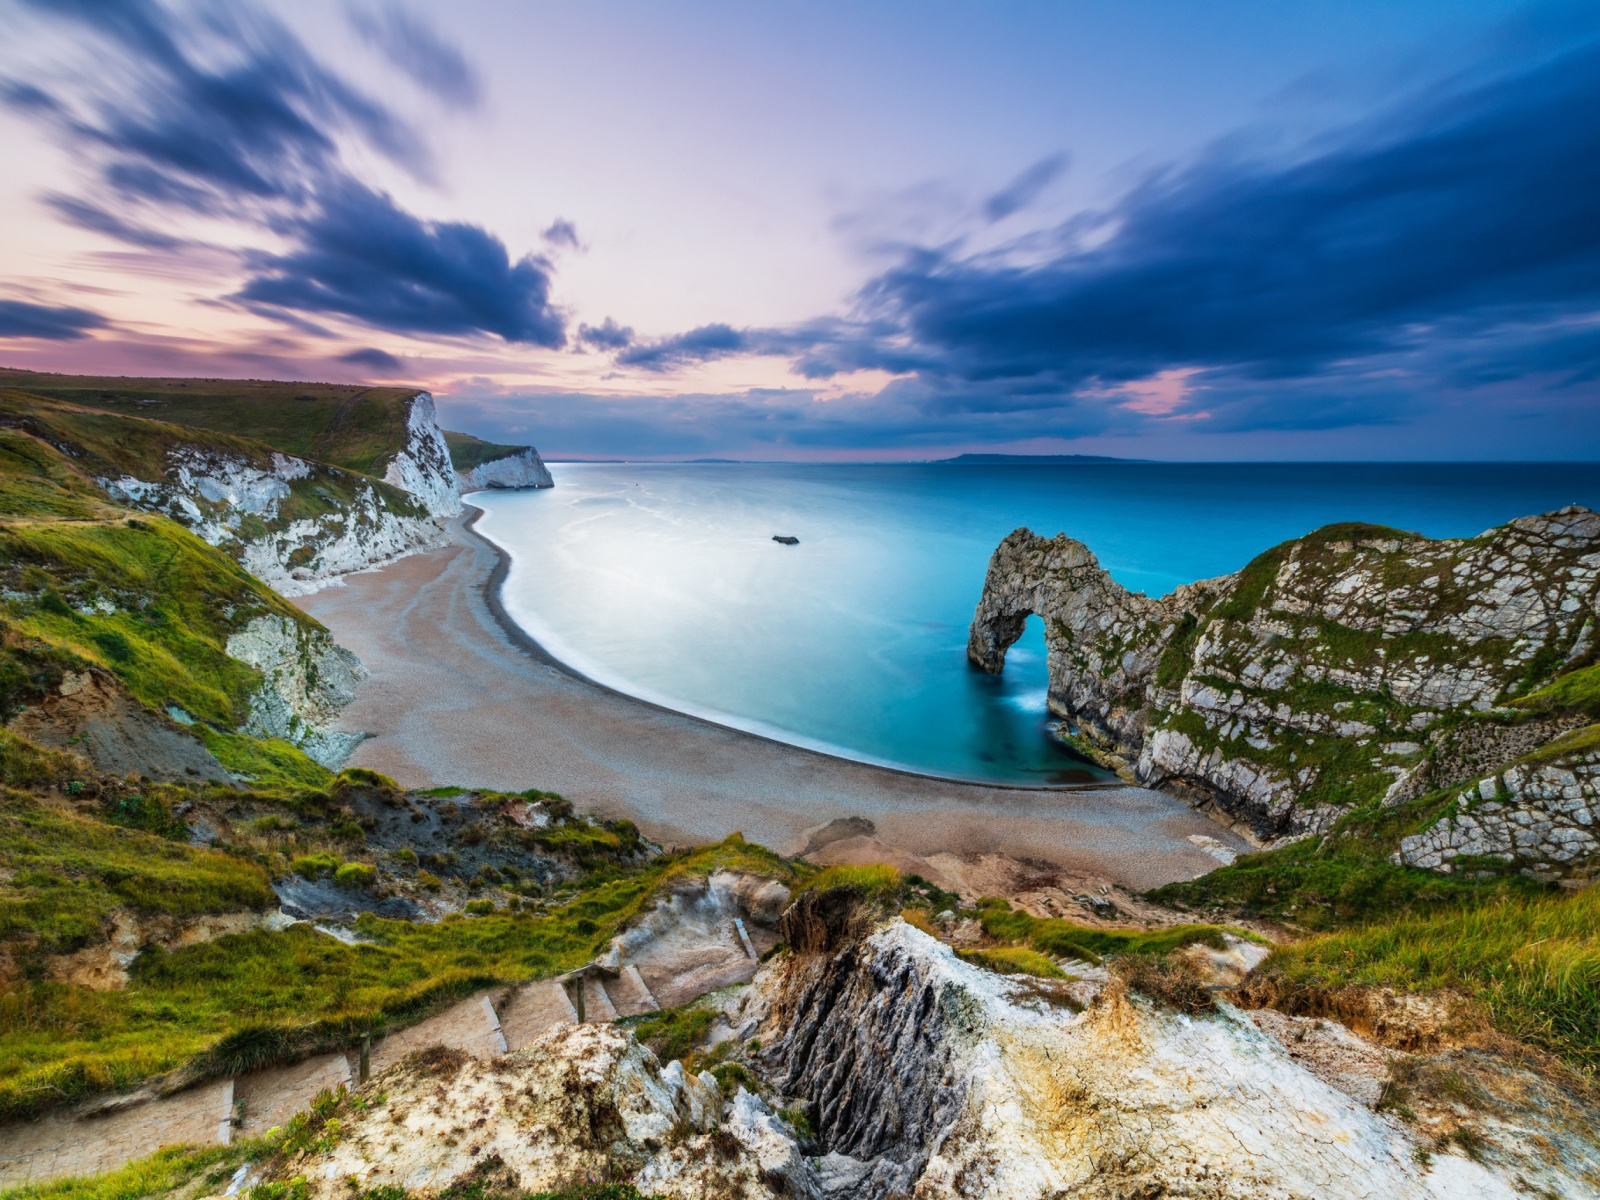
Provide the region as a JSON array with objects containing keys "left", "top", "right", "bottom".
[
  {"left": 969, "top": 508, "right": 1600, "bottom": 861},
  {"left": 444, "top": 429, "right": 554, "bottom": 492}
]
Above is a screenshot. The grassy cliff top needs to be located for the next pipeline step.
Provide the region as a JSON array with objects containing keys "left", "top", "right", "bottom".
[
  {"left": 0, "top": 370, "right": 423, "bottom": 480},
  {"left": 443, "top": 430, "right": 532, "bottom": 472}
]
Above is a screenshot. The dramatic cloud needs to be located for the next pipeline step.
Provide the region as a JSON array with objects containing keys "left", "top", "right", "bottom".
[
  {"left": 611, "top": 36, "right": 1600, "bottom": 435},
  {"left": 0, "top": 299, "right": 109, "bottom": 340},
  {"left": 338, "top": 346, "right": 404, "bottom": 373},
  {"left": 577, "top": 318, "right": 633, "bottom": 350},
  {"left": 238, "top": 183, "right": 563, "bottom": 345},
  {"left": 7, "top": 0, "right": 563, "bottom": 347},
  {"left": 842, "top": 39, "right": 1600, "bottom": 411},
  {"left": 348, "top": 3, "right": 481, "bottom": 109},
  {"left": 981, "top": 153, "right": 1068, "bottom": 223}
]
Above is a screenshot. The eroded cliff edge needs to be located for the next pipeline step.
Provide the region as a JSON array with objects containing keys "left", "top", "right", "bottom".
[{"left": 968, "top": 507, "right": 1600, "bottom": 869}]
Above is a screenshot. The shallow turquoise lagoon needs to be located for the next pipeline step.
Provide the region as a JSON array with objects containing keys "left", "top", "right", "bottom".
[{"left": 472, "top": 462, "right": 1600, "bottom": 785}]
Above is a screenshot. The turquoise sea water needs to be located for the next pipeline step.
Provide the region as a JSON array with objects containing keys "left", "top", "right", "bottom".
[{"left": 471, "top": 462, "right": 1600, "bottom": 785}]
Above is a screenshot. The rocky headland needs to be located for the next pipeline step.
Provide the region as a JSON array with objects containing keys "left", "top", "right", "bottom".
[
  {"left": 2, "top": 371, "right": 1598, "bottom": 1200},
  {"left": 969, "top": 510, "right": 1600, "bottom": 883},
  {"left": 444, "top": 430, "right": 554, "bottom": 493}
]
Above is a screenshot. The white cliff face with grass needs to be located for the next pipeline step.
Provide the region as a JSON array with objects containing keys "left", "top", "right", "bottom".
[
  {"left": 744, "top": 920, "right": 1582, "bottom": 1200},
  {"left": 382, "top": 393, "right": 464, "bottom": 518},
  {"left": 225, "top": 614, "right": 368, "bottom": 768},
  {"left": 968, "top": 507, "right": 1600, "bottom": 849},
  {"left": 101, "top": 446, "right": 447, "bottom": 598},
  {"left": 455, "top": 447, "right": 554, "bottom": 492}
]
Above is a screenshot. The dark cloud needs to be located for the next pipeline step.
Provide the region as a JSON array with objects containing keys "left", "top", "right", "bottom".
[
  {"left": 981, "top": 153, "right": 1068, "bottom": 223},
  {"left": 618, "top": 323, "right": 747, "bottom": 369},
  {"left": 542, "top": 219, "right": 582, "bottom": 249},
  {"left": 238, "top": 183, "right": 563, "bottom": 346},
  {"left": 578, "top": 318, "right": 634, "bottom": 349},
  {"left": 348, "top": 3, "right": 481, "bottom": 109},
  {"left": 0, "top": 299, "right": 109, "bottom": 340},
  {"left": 13, "top": 0, "right": 428, "bottom": 211},
  {"left": 338, "top": 346, "right": 404, "bottom": 373},
  {"left": 9, "top": 0, "right": 563, "bottom": 347},
  {"left": 607, "top": 35, "right": 1600, "bottom": 438},
  {"left": 840, "top": 39, "right": 1600, "bottom": 409},
  {"left": 45, "top": 195, "right": 188, "bottom": 250}
]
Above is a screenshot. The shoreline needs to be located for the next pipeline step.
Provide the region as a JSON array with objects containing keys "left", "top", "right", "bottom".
[
  {"left": 460, "top": 501, "right": 1122, "bottom": 795},
  {"left": 296, "top": 512, "right": 1247, "bottom": 891}
]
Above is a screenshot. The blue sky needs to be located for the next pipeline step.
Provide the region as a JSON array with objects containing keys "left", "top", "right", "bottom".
[{"left": 1, "top": 0, "right": 1598, "bottom": 459}]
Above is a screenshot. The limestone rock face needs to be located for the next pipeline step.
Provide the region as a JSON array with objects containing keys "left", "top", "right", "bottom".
[
  {"left": 381, "top": 393, "right": 464, "bottom": 518},
  {"left": 1394, "top": 747, "right": 1600, "bottom": 877},
  {"left": 751, "top": 920, "right": 1575, "bottom": 1200},
  {"left": 224, "top": 614, "right": 368, "bottom": 768},
  {"left": 969, "top": 508, "right": 1600, "bottom": 843},
  {"left": 456, "top": 446, "right": 554, "bottom": 492},
  {"left": 100, "top": 447, "right": 445, "bottom": 598},
  {"left": 290, "top": 1023, "right": 778, "bottom": 1200},
  {"left": 97, "top": 391, "right": 469, "bottom": 597}
]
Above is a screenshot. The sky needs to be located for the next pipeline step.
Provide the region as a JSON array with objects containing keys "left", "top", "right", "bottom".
[{"left": 2, "top": 0, "right": 1599, "bottom": 460}]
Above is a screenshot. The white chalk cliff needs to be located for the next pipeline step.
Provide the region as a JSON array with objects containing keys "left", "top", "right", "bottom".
[
  {"left": 382, "top": 392, "right": 464, "bottom": 517},
  {"left": 98, "top": 392, "right": 468, "bottom": 597},
  {"left": 455, "top": 445, "right": 554, "bottom": 492},
  {"left": 969, "top": 507, "right": 1600, "bottom": 861}
]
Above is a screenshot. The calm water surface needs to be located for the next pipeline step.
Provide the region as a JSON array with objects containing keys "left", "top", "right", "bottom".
[{"left": 472, "top": 463, "right": 1600, "bottom": 784}]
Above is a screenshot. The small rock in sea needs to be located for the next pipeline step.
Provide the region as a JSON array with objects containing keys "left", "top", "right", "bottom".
[{"left": 772, "top": 535, "right": 800, "bottom": 545}]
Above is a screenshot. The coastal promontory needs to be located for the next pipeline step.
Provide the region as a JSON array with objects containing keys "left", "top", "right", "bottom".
[{"left": 970, "top": 509, "right": 1600, "bottom": 879}]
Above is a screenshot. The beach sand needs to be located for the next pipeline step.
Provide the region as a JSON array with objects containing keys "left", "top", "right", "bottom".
[{"left": 294, "top": 512, "right": 1246, "bottom": 892}]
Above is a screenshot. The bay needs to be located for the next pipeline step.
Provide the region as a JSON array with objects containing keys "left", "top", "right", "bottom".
[{"left": 471, "top": 462, "right": 1600, "bottom": 785}]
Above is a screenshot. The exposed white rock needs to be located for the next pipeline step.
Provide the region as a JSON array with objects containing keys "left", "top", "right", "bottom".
[
  {"left": 969, "top": 508, "right": 1600, "bottom": 847},
  {"left": 755, "top": 920, "right": 1582, "bottom": 1200},
  {"left": 1395, "top": 750, "right": 1600, "bottom": 874},
  {"left": 225, "top": 614, "right": 368, "bottom": 768},
  {"left": 292, "top": 1022, "right": 776, "bottom": 1200},
  {"left": 381, "top": 392, "right": 463, "bottom": 518},
  {"left": 456, "top": 445, "right": 554, "bottom": 492},
  {"left": 101, "top": 446, "right": 446, "bottom": 598}
]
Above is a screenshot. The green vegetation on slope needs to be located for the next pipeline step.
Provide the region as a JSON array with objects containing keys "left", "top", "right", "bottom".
[
  {"left": 1260, "top": 887, "right": 1600, "bottom": 1070},
  {"left": 0, "top": 371, "right": 424, "bottom": 480},
  {"left": 0, "top": 788, "right": 273, "bottom": 955},
  {"left": 0, "top": 404, "right": 342, "bottom": 787},
  {"left": 974, "top": 899, "right": 1237, "bottom": 964},
  {"left": 443, "top": 430, "right": 529, "bottom": 472},
  {"left": 1149, "top": 794, "right": 1551, "bottom": 930},
  {"left": 0, "top": 835, "right": 795, "bottom": 1121},
  {"left": 3, "top": 517, "right": 285, "bottom": 727}
]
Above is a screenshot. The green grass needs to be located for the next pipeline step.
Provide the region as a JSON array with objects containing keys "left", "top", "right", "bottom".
[
  {"left": 1150, "top": 797, "right": 1550, "bottom": 929},
  {"left": 0, "top": 840, "right": 759, "bottom": 1121},
  {"left": 0, "top": 727, "right": 85, "bottom": 789},
  {"left": 1262, "top": 887, "right": 1600, "bottom": 1069},
  {"left": 621, "top": 1004, "right": 718, "bottom": 1063},
  {"left": 959, "top": 946, "right": 1068, "bottom": 978},
  {"left": 199, "top": 729, "right": 331, "bottom": 789},
  {"left": 0, "top": 373, "right": 423, "bottom": 479},
  {"left": 1513, "top": 662, "right": 1600, "bottom": 719},
  {"left": 0, "top": 788, "right": 274, "bottom": 956},
  {"left": 443, "top": 431, "right": 529, "bottom": 472},
  {"left": 0, "top": 1139, "right": 264, "bottom": 1200},
  {"left": 0, "top": 516, "right": 303, "bottom": 729},
  {"left": 975, "top": 902, "right": 1233, "bottom": 964},
  {"left": 794, "top": 863, "right": 899, "bottom": 896}
]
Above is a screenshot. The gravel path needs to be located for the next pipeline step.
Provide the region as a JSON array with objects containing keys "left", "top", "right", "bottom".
[{"left": 295, "top": 511, "right": 1245, "bottom": 891}]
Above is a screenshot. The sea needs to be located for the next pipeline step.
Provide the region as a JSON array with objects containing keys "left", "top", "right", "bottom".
[{"left": 470, "top": 462, "right": 1600, "bottom": 786}]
